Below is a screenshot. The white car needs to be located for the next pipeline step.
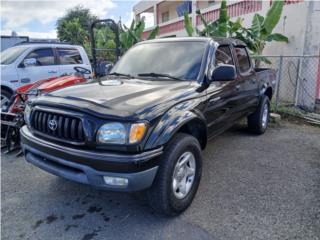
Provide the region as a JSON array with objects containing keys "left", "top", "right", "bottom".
[{"left": 1, "top": 43, "right": 92, "bottom": 109}]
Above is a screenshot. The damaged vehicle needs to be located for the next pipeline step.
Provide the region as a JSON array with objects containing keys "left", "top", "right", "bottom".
[
  {"left": 1, "top": 67, "right": 90, "bottom": 152},
  {"left": 20, "top": 37, "right": 276, "bottom": 215}
]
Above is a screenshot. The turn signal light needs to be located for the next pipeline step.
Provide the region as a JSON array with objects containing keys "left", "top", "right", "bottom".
[{"left": 129, "top": 123, "right": 147, "bottom": 144}]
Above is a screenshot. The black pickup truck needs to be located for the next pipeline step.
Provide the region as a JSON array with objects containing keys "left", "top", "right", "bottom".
[{"left": 21, "top": 37, "right": 276, "bottom": 215}]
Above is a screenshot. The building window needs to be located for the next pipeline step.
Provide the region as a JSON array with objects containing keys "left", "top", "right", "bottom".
[{"left": 161, "top": 12, "right": 169, "bottom": 23}]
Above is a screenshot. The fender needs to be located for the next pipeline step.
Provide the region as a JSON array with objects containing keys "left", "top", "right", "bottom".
[{"left": 144, "top": 99, "right": 207, "bottom": 150}]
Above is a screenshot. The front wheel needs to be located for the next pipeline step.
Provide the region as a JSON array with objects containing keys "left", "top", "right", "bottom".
[
  {"left": 247, "top": 95, "right": 270, "bottom": 134},
  {"left": 147, "top": 133, "right": 202, "bottom": 216}
]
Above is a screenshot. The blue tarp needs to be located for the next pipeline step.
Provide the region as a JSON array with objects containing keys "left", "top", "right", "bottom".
[{"left": 176, "top": 1, "right": 192, "bottom": 17}]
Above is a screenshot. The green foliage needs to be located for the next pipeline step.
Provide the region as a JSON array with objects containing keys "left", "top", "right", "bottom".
[
  {"left": 217, "top": 0, "right": 229, "bottom": 37},
  {"left": 190, "top": 0, "right": 232, "bottom": 37},
  {"left": 86, "top": 26, "right": 117, "bottom": 62},
  {"left": 184, "top": 0, "right": 289, "bottom": 64},
  {"left": 57, "top": 6, "right": 159, "bottom": 59},
  {"left": 147, "top": 26, "right": 160, "bottom": 40},
  {"left": 57, "top": 6, "right": 97, "bottom": 45},
  {"left": 184, "top": 12, "right": 193, "bottom": 37},
  {"left": 57, "top": 6, "right": 120, "bottom": 62},
  {"left": 243, "top": 1, "right": 288, "bottom": 64},
  {"left": 57, "top": 18, "right": 87, "bottom": 45},
  {"left": 120, "top": 17, "right": 159, "bottom": 52},
  {"left": 263, "top": 0, "right": 284, "bottom": 37}
]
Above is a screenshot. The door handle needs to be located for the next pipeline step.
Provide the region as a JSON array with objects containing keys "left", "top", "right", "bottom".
[
  {"left": 48, "top": 70, "right": 57, "bottom": 74},
  {"left": 21, "top": 78, "right": 31, "bottom": 83},
  {"left": 235, "top": 85, "right": 241, "bottom": 91}
]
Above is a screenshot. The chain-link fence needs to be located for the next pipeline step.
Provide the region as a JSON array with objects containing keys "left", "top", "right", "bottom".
[{"left": 258, "top": 55, "right": 320, "bottom": 113}]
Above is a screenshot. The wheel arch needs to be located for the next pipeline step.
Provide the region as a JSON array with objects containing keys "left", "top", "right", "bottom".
[
  {"left": 145, "top": 112, "right": 207, "bottom": 150},
  {"left": 1, "top": 85, "right": 14, "bottom": 96},
  {"left": 176, "top": 118, "right": 207, "bottom": 150},
  {"left": 264, "top": 87, "right": 273, "bottom": 100}
]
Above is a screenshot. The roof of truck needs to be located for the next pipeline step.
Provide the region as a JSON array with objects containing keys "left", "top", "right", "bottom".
[
  {"left": 140, "top": 37, "right": 246, "bottom": 47},
  {"left": 212, "top": 37, "right": 247, "bottom": 47}
]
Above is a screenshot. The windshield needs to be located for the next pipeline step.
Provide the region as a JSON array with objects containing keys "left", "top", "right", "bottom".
[
  {"left": 111, "top": 41, "right": 207, "bottom": 80},
  {"left": 1, "top": 46, "right": 29, "bottom": 65}
]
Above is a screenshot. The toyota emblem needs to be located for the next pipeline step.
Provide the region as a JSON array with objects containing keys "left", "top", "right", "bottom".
[{"left": 48, "top": 119, "right": 58, "bottom": 131}]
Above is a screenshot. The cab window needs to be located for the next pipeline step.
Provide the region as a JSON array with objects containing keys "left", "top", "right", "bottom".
[
  {"left": 25, "top": 48, "right": 55, "bottom": 66},
  {"left": 57, "top": 48, "right": 83, "bottom": 64},
  {"left": 235, "top": 47, "right": 251, "bottom": 73},
  {"left": 215, "top": 46, "right": 234, "bottom": 66}
]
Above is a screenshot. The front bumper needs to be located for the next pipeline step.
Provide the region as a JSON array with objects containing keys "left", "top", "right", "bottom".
[{"left": 20, "top": 126, "right": 162, "bottom": 191}]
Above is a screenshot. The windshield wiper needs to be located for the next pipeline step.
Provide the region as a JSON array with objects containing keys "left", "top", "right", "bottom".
[
  {"left": 137, "top": 72, "right": 183, "bottom": 81},
  {"left": 108, "top": 72, "right": 135, "bottom": 79}
]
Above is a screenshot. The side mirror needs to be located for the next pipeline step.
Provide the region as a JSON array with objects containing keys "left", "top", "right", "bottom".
[
  {"left": 210, "top": 64, "right": 236, "bottom": 82},
  {"left": 105, "top": 63, "right": 114, "bottom": 75},
  {"left": 22, "top": 58, "right": 37, "bottom": 67}
]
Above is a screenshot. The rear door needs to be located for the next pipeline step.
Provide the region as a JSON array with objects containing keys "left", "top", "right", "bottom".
[
  {"left": 56, "top": 47, "right": 91, "bottom": 79},
  {"left": 17, "top": 47, "right": 60, "bottom": 85},
  {"left": 233, "top": 46, "right": 259, "bottom": 116}
]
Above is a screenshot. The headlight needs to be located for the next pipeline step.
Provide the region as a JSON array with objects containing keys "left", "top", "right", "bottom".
[
  {"left": 24, "top": 104, "right": 32, "bottom": 126},
  {"left": 97, "top": 123, "right": 126, "bottom": 144},
  {"left": 97, "top": 122, "right": 147, "bottom": 145}
]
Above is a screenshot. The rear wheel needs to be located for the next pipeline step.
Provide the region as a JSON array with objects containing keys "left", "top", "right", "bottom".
[
  {"left": 1, "top": 89, "right": 12, "bottom": 111},
  {"left": 247, "top": 95, "right": 270, "bottom": 134},
  {"left": 147, "top": 133, "right": 202, "bottom": 216}
]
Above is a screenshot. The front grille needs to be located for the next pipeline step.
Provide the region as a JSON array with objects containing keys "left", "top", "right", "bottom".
[{"left": 31, "top": 110, "right": 84, "bottom": 142}]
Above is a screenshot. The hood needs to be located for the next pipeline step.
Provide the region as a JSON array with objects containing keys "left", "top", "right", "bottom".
[
  {"left": 35, "top": 78, "right": 199, "bottom": 121},
  {"left": 16, "top": 75, "right": 86, "bottom": 94},
  {"left": 37, "top": 75, "right": 87, "bottom": 92}
]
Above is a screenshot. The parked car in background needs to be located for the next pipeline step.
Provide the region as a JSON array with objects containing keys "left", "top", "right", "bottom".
[
  {"left": 0, "top": 43, "right": 92, "bottom": 110},
  {"left": 21, "top": 37, "right": 276, "bottom": 216},
  {"left": 1, "top": 66, "right": 91, "bottom": 152}
]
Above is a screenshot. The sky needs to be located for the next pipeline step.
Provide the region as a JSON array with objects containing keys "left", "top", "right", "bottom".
[{"left": 0, "top": 0, "right": 139, "bottom": 39}]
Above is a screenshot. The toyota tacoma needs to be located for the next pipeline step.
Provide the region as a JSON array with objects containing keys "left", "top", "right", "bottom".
[{"left": 21, "top": 37, "right": 276, "bottom": 216}]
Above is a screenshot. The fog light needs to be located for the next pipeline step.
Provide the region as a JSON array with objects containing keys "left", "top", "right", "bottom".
[{"left": 103, "top": 176, "right": 128, "bottom": 187}]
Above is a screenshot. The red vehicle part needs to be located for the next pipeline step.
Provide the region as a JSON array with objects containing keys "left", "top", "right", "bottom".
[
  {"left": 8, "top": 75, "right": 86, "bottom": 113},
  {"left": 1, "top": 72, "right": 88, "bottom": 152}
]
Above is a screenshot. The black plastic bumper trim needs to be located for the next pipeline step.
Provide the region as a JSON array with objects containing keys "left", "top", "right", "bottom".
[{"left": 20, "top": 126, "right": 162, "bottom": 173}]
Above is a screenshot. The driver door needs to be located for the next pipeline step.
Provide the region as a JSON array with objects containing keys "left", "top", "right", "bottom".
[
  {"left": 17, "top": 47, "right": 60, "bottom": 86},
  {"left": 205, "top": 45, "right": 240, "bottom": 138}
]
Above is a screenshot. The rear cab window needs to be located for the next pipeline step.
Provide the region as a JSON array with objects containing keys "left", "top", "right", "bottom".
[
  {"left": 25, "top": 48, "right": 55, "bottom": 66},
  {"left": 234, "top": 47, "right": 251, "bottom": 74},
  {"left": 57, "top": 48, "right": 83, "bottom": 65}
]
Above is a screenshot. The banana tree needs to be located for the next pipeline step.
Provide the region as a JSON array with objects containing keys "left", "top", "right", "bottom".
[
  {"left": 184, "top": 0, "right": 235, "bottom": 37},
  {"left": 184, "top": 0, "right": 288, "bottom": 64},
  {"left": 120, "top": 17, "right": 160, "bottom": 52},
  {"left": 241, "top": 1, "right": 288, "bottom": 65}
]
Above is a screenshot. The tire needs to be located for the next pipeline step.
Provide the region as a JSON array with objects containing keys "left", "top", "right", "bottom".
[
  {"left": 147, "top": 133, "right": 202, "bottom": 216},
  {"left": 247, "top": 95, "right": 270, "bottom": 134},
  {"left": 1, "top": 89, "right": 12, "bottom": 112}
]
